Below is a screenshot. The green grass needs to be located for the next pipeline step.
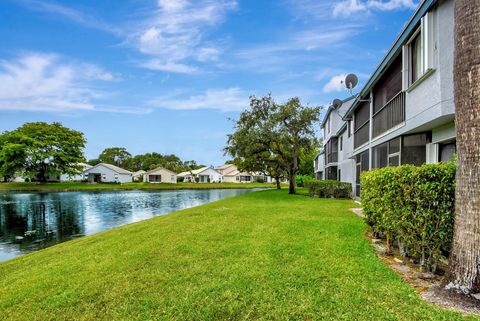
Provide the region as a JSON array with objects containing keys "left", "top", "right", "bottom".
[
  {"left": 0, "top": 181, "right": 274, "bottom": 192},
  {"left": 0, "top": 190, "right": 476, "bottom": 320}
]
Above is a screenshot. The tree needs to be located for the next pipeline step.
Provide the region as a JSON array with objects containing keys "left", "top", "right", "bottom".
[
  {"left": 0, "top": 122, "right": 86, "bottom": 183},
  {"left": 225, "top": 95, "right": 286, "bottom": 189},
  {"left": 226, "top": 95, "right": 320, "bottom": 194},
  {"left": 98, "top": 147, "right": 132, "bottom": 168},
  {"left": 274, "top": 98, "right": 321, "bottom": 194},
  {"left": 298, "top": 146, "right": 320, "bottom": 177},
  {"left": 445, "top": 0, "right": 480, "bottom": 295}
]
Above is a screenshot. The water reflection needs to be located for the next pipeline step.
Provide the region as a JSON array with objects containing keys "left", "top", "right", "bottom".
[{"left": 0, "top": 189, "right": 258, "bottom": 262}]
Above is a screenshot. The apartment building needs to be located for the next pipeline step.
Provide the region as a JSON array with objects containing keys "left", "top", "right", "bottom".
[{"left": 315, "top": 0, "right": 456, "bottom": 197}]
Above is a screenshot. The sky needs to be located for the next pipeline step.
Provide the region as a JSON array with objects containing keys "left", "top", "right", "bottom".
[{"left": 0, "top": 0, "right": 418, "bottom": 166}]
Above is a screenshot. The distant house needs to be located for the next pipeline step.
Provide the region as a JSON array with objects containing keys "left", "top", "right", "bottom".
[
  {"left": 83, "top": 163, "right": 132, "bottom": 183},
  {"left": 178, "top": 167, "right": 223, "bottom": 183},
  {"left": 143, "top": 167, "right": 177, "bottom": 184},
  {"left": 60, "top": 163, "right": 93, "bottom": 182},
  {"left": 215, "top": 164, "right": 253, "bottom": 183},
  {"left": 132, "top": 170, "right": 146, "bottom": 182}
]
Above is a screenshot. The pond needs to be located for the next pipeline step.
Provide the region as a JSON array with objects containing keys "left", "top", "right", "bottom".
[{"left": 0, "top": 189, "right": 260, "bottom": 262}]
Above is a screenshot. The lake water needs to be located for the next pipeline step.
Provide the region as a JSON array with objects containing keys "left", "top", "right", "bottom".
[{"left": 0, "top": 189, "right": 259, "bottom": 262}]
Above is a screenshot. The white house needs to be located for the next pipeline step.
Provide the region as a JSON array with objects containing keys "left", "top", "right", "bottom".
[
  {"left": 143, "top": 167, "right": 177, "bottom": 184},
  {"left": 83, "top": 163, "right": 132, "bottom": 183},
  {"left": 215, "top": 164, "right": 253, "bottom": 183},
  {"left": 132, "top": 170, "right": 146, "bottom": 181},
  {"left": 60, "top": 163, "right": 93, "bottom": 182},
  {"left": 178, "top": 167, "right": 223, "bottom": 183}
]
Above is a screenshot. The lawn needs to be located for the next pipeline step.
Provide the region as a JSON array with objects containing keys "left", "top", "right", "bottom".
[
  {"left": 0, "top": 181, "right": 274, "bottom": 192},
  {"left": 0, "top": 190, "right": 476, "bottom": 320}
]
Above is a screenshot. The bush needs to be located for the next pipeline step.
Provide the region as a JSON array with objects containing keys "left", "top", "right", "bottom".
[
  {"left": 304, "top": 180, "right": 352, "bottom": 198},
  {"left": 361, "top": 162, "right": 456, "bottom": 272},
  {"left": 295, "top": 175, "right": 315, "bottom": 187}
]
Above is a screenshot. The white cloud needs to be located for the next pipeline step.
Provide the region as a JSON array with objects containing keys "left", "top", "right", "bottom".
[
  {"left": 139, "top": 60, "right": 198, "bottom": 74},
  {"left": 0, "top": 53, "right": 131, "bottom": 113},
  {"left": 322, "top": 74, "right": 347, "bottom": 93},
  {"left": 149, "top": 88, "right": 247, "bottom": 112},
  {"left": 333, "top": 0, "right": 417, "bottom": 17},
  {"left": 17, "top": 0, "right": 121, "bottom": 35},
  {"left": 131, "top": 0, "right": 237, "bottom": 73}
]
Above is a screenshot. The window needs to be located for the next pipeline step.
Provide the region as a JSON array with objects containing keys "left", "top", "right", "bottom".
[
  {"left": 355, "top": 151, "right": 369, "bottom": 197},
  {"left": 340, "top": 136, "right": 343, "bottom": 151},
  {"left": 338, "top": 169, "right": 341, "bottom": 182},
  {"left": 326, "top": 166, "right": 337, "bottom": 180},
  {"left": 171, "top": 175, "right": 175, "bottom": 181},
  {"left": 327, "top": 116, "right": 331, "bottom": 133},
  {"left": 410, "top": 32, "right": 422, "bottom": 83},
  {"left": 402, "top": 133, "right": 429, "bottom": 166},
  {"left": 372, "top": 137, "right": 401, "bottom": 169},
  {"left": 372, "top": 142, "right": 388, "bottom": 169},
  {"left": 326, "top": 137, "right": 338, "bottom": 163},
  {"left": 149, "top": 175, "right": 162, "bottom": 182},
  {"left": 439, "top": 141, "right": 456, "bottom": 162},
  {"left": 407, "top": 11, "right": 435, "bottom": 87},
  {"left": 347, "top": 120, "right": 352, "bottom": 137}
]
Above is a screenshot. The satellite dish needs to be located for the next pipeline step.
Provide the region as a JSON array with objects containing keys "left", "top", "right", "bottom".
[
  {"left": 332, "top": 99, "right": 343, "bottom": 109},
  {"left": 344, "top": 73, "right": 358, "bottom": 90}
]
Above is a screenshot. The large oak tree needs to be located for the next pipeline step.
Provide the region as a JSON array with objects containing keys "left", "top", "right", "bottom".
[{"left": 0, "top": 122, "right": 86, "bottom": 183}]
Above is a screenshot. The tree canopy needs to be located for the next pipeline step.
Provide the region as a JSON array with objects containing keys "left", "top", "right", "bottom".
[
  {"left": 226, "top": 95, "right": 321, "bottom": 194},
  {"left": 0, "top": 122, "right": 86, "bottom": 182}
]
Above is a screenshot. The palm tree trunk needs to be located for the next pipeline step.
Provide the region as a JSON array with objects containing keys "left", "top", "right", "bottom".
[{"left": 445, "top": 0, "right": 480, "bottom": 295}]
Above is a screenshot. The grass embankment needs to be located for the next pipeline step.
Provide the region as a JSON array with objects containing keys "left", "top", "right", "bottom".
[
  {"left": 0, "top": 190, "right": 476, "bottom": 320},
  {"left": 0, "top": 181, "right": 274, "bottom": 192}
]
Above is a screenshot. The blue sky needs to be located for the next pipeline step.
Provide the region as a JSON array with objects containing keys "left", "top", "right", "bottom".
[{"left": 0, "top": 0, "right": 418, "bottom": 165}]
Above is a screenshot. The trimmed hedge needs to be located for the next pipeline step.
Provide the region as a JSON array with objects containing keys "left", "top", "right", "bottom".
[
  {"left": 361, "top": 162, "right": 456, "bottom": 272},
  {"left": 305, "top": 180, "right": 352, "bottom": 198}
]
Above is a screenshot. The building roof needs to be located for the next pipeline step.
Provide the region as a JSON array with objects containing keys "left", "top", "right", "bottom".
[
  {"left": 344, "top": 0, "right": 436, "bottom": 118},
  {"left": 178, "top": 167, "right": 209, "bottom": 177},
  {"left": 144, "top": 167, "right": 177, "bottom": 175},
  {"left": 86, "top": 163, "right": 132, "bottom": 175},
  {"left": 132, "top": 170, "right": 146, "bottom": 177}
]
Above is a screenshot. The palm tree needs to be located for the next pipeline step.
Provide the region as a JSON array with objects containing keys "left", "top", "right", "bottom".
[{"left": 445, "top": 0, "right": 480, "bottom": 294}]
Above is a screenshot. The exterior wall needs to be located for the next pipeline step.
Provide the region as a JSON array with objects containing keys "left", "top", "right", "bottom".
[
  {"left": 84, "top": 165, "right": 132, "bottom": 183},
  {"left": 223, "top": 175, "right": 237, "bottom": 183},
  {"left": 197, "top": 168, "right": 223, "bottom": 183},
  {"left": 314, "top": 0, "right": 455, "bottom": 199},
  {"left": 143, "top": 168, "right": 177, "bottom": 184}
]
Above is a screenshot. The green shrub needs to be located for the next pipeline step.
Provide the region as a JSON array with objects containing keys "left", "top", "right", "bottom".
[
  {"left": 304, "top": 180, "right": 352, "bottom": 198},
  {"left": 295, "top": 175, "right": 315, "bottom": 187},
  {"left": 361, "top": 162, "right": 456, "bottom": 272}
]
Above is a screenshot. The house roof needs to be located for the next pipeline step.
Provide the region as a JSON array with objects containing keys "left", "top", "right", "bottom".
[
  {"left": 178, "top": 167, "right": 209, "bottom": 177},
  {"left": 86, "top": 163, "right": 132, "bottom": 175},
  {"left": 132, "top": 170, "right": 146, "bottom": 177},
  {"left": 344, "top": 0, "right": 436, "bottom": 118},
  {"left": 144, "top": 167, "right": 177, "bottom": 175}
]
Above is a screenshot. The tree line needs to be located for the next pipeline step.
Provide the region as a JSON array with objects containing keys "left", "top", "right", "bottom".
[
  {"left": 0, "top": 122, "right": 203, "bottom": 182},
  {"left": 88, "top": 147, "right": 204, "bottom": 173}
]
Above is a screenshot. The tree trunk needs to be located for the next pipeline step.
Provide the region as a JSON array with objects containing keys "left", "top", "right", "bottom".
[
  {"left": 38, "top": 164, "right": 47, "bottom": 184},
  {"left": 275, "top": 176, "right": 281, "bottom": 189},
  {"left": 288, "top": 169, "right": 295, "bottom": 194},
  {"left": 445, "top": 0, "right": 480, "bottom": 295}
]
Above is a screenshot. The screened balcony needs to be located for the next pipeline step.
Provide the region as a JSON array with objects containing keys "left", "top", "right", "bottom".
[{"left": 372, "top": 91, "right": 405, "bottom": 137}]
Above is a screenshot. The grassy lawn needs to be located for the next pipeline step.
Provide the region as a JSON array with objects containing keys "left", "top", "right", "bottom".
[
  {"left": 0, "top": 190, "right": 476, "bottom": 320},
  {"left": 0, "top": 181, "right": 274, "bottom": 192}
]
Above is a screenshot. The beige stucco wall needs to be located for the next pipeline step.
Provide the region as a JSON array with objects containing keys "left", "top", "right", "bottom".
[{"left": 144, "top": 168, "right": 177, "bottom": 184}]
